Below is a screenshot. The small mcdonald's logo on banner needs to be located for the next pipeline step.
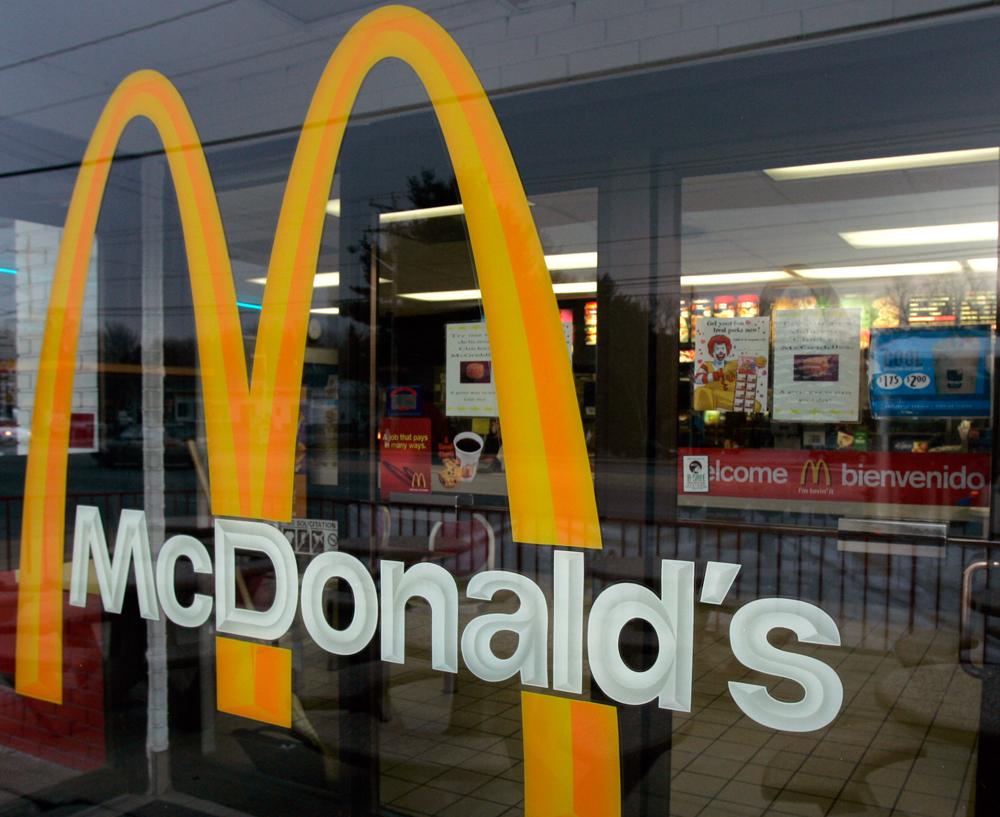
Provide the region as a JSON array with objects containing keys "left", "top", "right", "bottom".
[{"left": 800, "top": 458, "right": 832, "bottom": 487}]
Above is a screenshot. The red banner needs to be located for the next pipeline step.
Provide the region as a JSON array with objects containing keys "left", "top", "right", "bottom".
[{"left": 679, "top": 447, "right": 989, "bottom": 507}]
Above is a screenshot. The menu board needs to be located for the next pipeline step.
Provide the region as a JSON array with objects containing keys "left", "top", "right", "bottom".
[
  {"left": 773, "top": 308, "right": 861, "bottom": 423},
  {"left": 960, "top": 291, "right": 996, "bottom": 325},
  {"left": 692, "top": 317, "right": 769, "bottom": 414},
  {"left": 907, "top": 294, "right": 955, "bottom": 325},
  {"left": 869, "top": 326, "right": 991, "bottom": 418},
  {"left": 446, "top": 322, "right": 573, "bottom": 417}
]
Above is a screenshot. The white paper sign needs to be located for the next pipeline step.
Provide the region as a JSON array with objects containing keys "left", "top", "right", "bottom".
[
  {"left": 446, "top": 323, "right": 498, "bottom": 417},
  {"left": 773, "top": 308, "right": 861, "bottom": 423},
  {"left": 682, "top": 455, "right": 709, "bottom": 492},
  {"left": 446, "top": 321, "right": 572, "bottom": 417},
  {"left": 693, "top": 317, "right": 770, "bottom": 414}
]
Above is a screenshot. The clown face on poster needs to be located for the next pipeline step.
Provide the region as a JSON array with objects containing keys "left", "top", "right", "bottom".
[{"left": 693, "top": 317, "right": 770, "bottom": 414}]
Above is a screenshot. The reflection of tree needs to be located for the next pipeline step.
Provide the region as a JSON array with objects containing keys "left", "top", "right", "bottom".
[
  {"left": 598, "top": 276, "right": 656, "bottom": 457},
  {"left": 100, "top": 322, "right": 141, "bottom": 430},
  {"left": 101, "top": 322, "right": 140, "bottom": 364},
  {"left": 164, "top": 336, "right": 196, "bottom": 367},
  {"left": 348, "top": 167, "right": 464, "bottom": 285}
]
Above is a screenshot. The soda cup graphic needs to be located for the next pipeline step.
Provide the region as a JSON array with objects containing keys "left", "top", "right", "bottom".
[
  {"left": 933, "top": 336, "right": 980, "bottom": 394},
  {"left": 453, "top": 432, "right": 485, "bottom": 481}
]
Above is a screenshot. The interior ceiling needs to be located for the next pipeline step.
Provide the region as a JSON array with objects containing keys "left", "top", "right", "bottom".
[
  {"left": 679, "top": 161, "right": 1000, "bottom": 281},
  {"left": 3, "top": 3, "right": 998, "bottom": 308}
]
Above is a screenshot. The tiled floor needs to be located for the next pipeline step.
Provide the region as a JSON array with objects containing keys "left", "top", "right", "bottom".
[
  {"left": 376, "top": 600, "right": 981, "bottom": 817},
  {"left": 0, "top": 588, "right": 983, "bottom": 816}
]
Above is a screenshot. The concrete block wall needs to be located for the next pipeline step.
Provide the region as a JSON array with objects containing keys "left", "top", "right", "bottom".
[
  {"left": 174, "top": 0, "right": 989, "bottom": 142},
  {"left": 14, "top": 220, "right": 98, "bottom": 454}
]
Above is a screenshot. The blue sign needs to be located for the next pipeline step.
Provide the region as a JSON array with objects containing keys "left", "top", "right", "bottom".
[
  {"left": 386, "top": 385, "right": 423, "bottom": 417},
  {"left": 869, "top": 327, "right": 991, "bottom": 418}
]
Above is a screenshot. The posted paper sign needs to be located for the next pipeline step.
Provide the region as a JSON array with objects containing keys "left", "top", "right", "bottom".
[
  {"left": 692, "top": 317, "right": 769, "bottom": 414},
  {"left": 446, "top": 322, "right": 572, "bottom": 417},
  {"left": 773, "top": 308, "right": 861, "bottom": 423},
  {"left": 869, "top": 327, "right": 991, "bottom": 418},
  {"left": 446, "top": 323, "right": 498, "bottom": 417}
]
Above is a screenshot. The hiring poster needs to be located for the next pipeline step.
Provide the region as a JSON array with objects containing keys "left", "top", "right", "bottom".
[
  {"left": 869, "top": 326, "right": 991, "bottom": 418},
  {"left": 379, "top": 417, "right": 431, "bottom": 499},
  {"left": 446, "top": 321, "right": 573, "bottom": 417},
  {"left": 773, "top": 308, "right": 861, "bottom": 423},
  {"left": 692, "top": 317, "right": 769, "bottom": 414}
]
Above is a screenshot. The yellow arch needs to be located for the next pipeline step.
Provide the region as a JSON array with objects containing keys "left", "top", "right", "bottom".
[{"left": 17, "top": 4, "right": 601, "bottom": 704}]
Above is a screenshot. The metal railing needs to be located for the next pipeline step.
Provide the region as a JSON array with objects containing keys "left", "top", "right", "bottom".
[{"left": 0, "top": 489, "right": 991, "bottom": 642}]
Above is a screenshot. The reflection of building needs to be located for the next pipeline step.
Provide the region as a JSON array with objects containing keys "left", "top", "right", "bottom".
[{"left": 14, "top": 221, "right": 99, "bottom": 453}]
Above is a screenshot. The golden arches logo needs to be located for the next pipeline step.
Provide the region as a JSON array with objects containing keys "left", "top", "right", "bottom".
[
  {"left": 800, "top": 459, "right": 832, "bottom": 487},
  {"left": 16, "top": 4, "right": 602, "bottom": 708},
  {"left": 15, "top": 9, "right": 616, "bottom": 812}
]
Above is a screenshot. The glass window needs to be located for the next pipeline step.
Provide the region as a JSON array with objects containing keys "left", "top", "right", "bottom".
[{"left": 679, "top": 154, "right": 998, "bottom": 536}]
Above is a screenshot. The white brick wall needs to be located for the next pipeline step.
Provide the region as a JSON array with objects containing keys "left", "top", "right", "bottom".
[
  {"left": 163, "top": 0, "right": 988, "bottom": 142},
  {"left": 14, "top": 220, "right": 98, "bottom": 453}
]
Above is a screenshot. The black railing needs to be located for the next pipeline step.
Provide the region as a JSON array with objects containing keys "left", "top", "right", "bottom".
[{"left": 0, "top": 490, "right": 991, "bottom": 639}]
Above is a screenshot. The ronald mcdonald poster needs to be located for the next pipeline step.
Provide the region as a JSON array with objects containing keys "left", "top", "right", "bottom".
[{"left": 693, "top": 317, "right": 770, "bottom": 414}]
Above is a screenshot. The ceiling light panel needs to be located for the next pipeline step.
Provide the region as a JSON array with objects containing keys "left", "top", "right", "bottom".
[
  {"left": 841, "top": 221, "right": 998, "bottom": 248},
  {"left": 793, "top": 261, "right": 963, "bottom": 280},
  {"left": 765, "top": 147, "right": 999, "bottom": 180},
  {"left": 680, "top": 271, "right": 791, "bottom": 286}
]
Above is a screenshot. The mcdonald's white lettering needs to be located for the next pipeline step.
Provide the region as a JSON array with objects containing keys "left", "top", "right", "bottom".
[{"left": 70, "top": 510, "right": 845, "bottom": 732}]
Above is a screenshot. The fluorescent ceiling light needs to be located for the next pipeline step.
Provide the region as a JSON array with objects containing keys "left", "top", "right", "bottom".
[
  {"left": 379, "top": 203, "right": 464, "bottom": 223},
  {"left": 377, "top": 200, "right": 539, "bottom": 224},
  {"left": 841, "top": 221, "right": 998, "bottom": 248},
  {"left": 248, "top": 271, "right": 340, "bottom": 288},
  {"left": 968, "top": 257, "right": 999, "bottom": 273},
  {"left": 399, "top": 280, "right": 596, "bottom": 302},
  {"left": 545, "top": 252, "right": 597, "bottom": 270},
  {"left": 793, "top": 261, "right": 963, "bottom": 280},
  {"left": 681, "top": 271, "right": 791, "bottom": 287},
  {"left": 400, "top": 288, "right": 481, "bottom": 302},
  {"left": 765, "top": 147, "right": 999, "bottom": 180},
  {"left": 310, "top": 307, "right": 340, "bottom": 315},
  {"left": 326, "top": 199, "right": 340, "bottom": 217},
  {"left": 552, "top": 281, "right": 597, "bottom": 294}
]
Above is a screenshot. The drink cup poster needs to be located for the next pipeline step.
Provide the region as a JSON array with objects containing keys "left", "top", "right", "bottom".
[
  {"left": 773, "top": 308, "right": 861, "bottom": 423},
  {"left": 869, "top": 326, "right": 991, "bottom": 417},
  {"left": 693, "top": 317, "right": 770, "bottom": 413}
]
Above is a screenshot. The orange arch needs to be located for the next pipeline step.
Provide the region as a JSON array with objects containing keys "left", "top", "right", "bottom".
[{"left": 16, "top": 4, "right": 601, "bottom": 704}]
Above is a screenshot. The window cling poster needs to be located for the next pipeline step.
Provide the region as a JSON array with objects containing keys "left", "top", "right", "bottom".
[
  {"left": 693, "top": 317, "right": 770, "bottom": 413},
  {"left": 773, "top": 308, "right": 861, "bottom": 423},
  {"left": 869, "top": 326, "right": 991, "bottom": 418}
]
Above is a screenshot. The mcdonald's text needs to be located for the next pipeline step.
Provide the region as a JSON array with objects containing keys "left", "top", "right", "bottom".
[{"left": 70, "top": 506, "right": 844, "bottom": 734}]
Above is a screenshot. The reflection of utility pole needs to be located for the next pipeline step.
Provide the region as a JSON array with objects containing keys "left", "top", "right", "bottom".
[{"left": 141, "top": 157, "right": 170, "bottom": 794}]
